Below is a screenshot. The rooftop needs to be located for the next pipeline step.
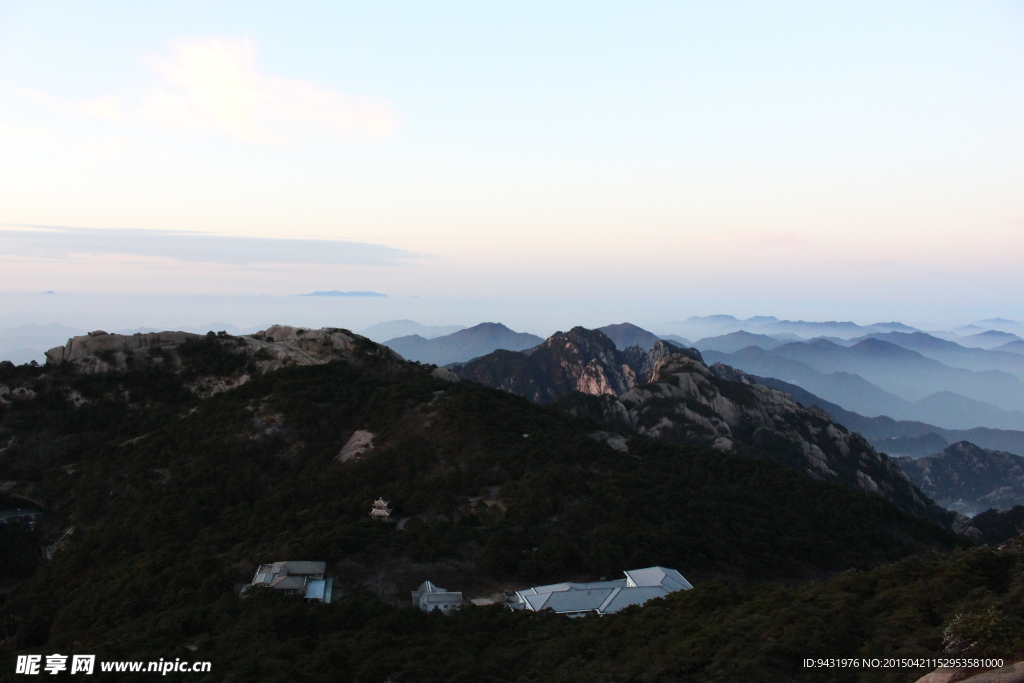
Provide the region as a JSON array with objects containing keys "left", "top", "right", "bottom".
[{"left": 514, "top": 566, "right": 692, "bottom": 616}]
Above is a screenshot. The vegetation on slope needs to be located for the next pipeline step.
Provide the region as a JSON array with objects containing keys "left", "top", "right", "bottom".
[{"left": 0, "top": 336, "right": 1015, "bottom": 682}]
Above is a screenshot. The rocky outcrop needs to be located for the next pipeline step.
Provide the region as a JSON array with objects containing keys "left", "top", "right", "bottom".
[
  {"left": 430, "top": 367, "right": 460, "bottom": 382},
  {"left": 338, "top": 430, "right": 376, "bottom": 462},
  {"left": 896, "top": 442, "right": 1024, "bottom": 516},
  {"left": 43, "top": 325, "right": 403, "bottom": 377},
  {"left": 455, "top": 328, "right": 952, "bottom": 525},
  {"left": 952, "top": 506, "right": 1024, "bottom": 547},
  {"left": 1, "top": 385, "right": 37, "bottom": 406},
  {"left": 46, "top": 330, "right": 202, "bottom": 366},
  {"left": 453, "top": 327, "right": 652, "bottom": 403}
]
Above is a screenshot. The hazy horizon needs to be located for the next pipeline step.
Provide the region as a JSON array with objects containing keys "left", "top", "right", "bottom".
[{"left": 1, "top": 290, "right": 1020, "bottom": 352}]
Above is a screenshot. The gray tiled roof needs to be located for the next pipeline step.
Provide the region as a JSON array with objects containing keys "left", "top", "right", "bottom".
[
  {"left": 278, "top": 561, "right": 326, "bottom": 576},
  {"left": 268, "top": 575, "right": 307, "bottom": 591},
  {"left": 599, "top": 586, "right": 669, "bottom": 613},
  {"left": 539, "top": 588, "right": 616, "bottom": 613},
  {"left": 623, "top": 566, "right": 692, "bottom": 591},
  {"left": 519, "top": 579, "right": 627, "bottom": 597},
  {"left": 514, "top": 566, "right": 692, "bottom": 615}
]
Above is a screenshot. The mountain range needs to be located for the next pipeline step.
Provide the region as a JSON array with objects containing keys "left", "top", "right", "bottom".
[
  {"left": 851, "top": 331, "right": 1024, "bottom": 377},
  {"left": 655, "top": 314, "right": 1024, "bottom": 347},
  {"left": 450, "top": 327, "right": 950, "bottom": 524},
  {"left": 359, "top": 319, "right": 466, "bottom": 341},
  {"left": 655, "top": 315, "right": 921, "bottom": 343},
  {"left": 702, "top": 344, "right": 1024, "bottom": 431},
  {"left": 997, "top": 340, "right": 1024, "bottom": 355},
  {"left": 7, "top": 324, "right": 1024, "bottom": 679},
  {"left": 959, "top": 330, "right": 1023, "bottom": 349},
  {"left": 299, "top": 290, "right": 388, "bottom": 297},
  {"left": 9, "top": 316, "right": 1024, "bottom": 436},
  {"left": 746, "top": 374, "right": 1024, "bottom": 458},
  {"left": 383, "top": 322, "right": 544, "bottom": 366}
]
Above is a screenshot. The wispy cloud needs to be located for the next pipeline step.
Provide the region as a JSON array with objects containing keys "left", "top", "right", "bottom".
[
  {"left": 19, "top": 37, "right": 398, "bottom": 143},
  {"left": 0, "top": 225, "right": 426, "bottom": 266}
]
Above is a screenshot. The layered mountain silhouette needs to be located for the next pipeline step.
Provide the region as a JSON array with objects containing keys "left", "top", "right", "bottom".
[
  {"left": 660, "top": 333, "right": 692, "bottom": 347},
  {"left": 450, "top": 326, "right": 951, "bottom": 524},
  {"left": 383, "top": 322, "right": 543, "bottom": 365},
  {"left": 896, "top": 442, "right": 1024, "bottom": 516},
  {"left": 767, "top": 338, "right": 1024, "bottom": 409},
  {"left": 656, "top": 316, "right": 919, "bottom": 343},
  {"left": 360, "top": 319, "right": 465, "bottom": 342},
  {"left": 995, "top": 340, "right": 1024, "bottom": 355},
  {"left": 960, "top": 330, "right": 1023, "bottom": 349},
  {"left": 702, "top": 343, "right": 1024, "bottom": 431},
  {"left": 852, "top": 331, "right": 1024, "bottom": 379},
  {"left": 693, "top": 330, "right": 783, "bottom": 353},
  {"left": 747, "top": 375, "right": 1024, "bottom": 458}
]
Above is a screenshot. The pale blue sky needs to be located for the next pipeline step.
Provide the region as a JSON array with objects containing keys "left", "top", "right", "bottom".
[{"left": 0, "top": 1, "right": 1022, "bottom": 324}]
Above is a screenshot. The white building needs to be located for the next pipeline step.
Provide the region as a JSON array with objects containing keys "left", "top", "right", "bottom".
[
  {"left": 246, "top": 561, "right": 334, "bottom": 603},
  {"left": 511, "top": 566, "right": 691, "bottom": 617},
  {"left": 412, "top": 581, "right": 463, "bottom": 613}
]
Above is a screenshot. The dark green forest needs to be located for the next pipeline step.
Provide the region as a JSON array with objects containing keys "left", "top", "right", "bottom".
[{"left": 0, "top": 336, "right": 1021, "bottom": 681}]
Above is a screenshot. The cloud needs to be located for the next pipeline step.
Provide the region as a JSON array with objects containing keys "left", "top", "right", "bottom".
[
  {"left": 0, "top": 225, "right": 426, "bottom": 266},
  {"left": 19, "top": 38, "right": 398, "bottom": 143}
]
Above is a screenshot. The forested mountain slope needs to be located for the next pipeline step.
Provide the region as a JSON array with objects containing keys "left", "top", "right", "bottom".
[
  {"left": 452, "top": 327, "right": 952, "bottom": 524},
  {"left": 897, "top": 442, "right": 1024, "bottom": 516},
  {"left": 5, "top": 326, "right": 1023, "bottom": 681}
]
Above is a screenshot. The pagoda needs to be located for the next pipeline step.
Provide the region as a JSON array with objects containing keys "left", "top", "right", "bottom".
[{"left": 369, "top": 498, "right": 392, "bottom": 521}]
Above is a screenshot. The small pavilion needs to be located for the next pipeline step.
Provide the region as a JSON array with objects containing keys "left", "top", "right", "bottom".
[{"left": 370, "top": 498, "right": 392, "bottom": 521}]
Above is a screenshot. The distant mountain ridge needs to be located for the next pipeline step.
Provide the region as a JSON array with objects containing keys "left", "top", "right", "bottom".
[
  {"left": 996, "top": 340, "right": 1024, "bottom": 355},
  {"left": 360, "top": 319, "right": 465, "bottom": 342},
  {"left": 451, "top": 326, "right": 951, "bottom": 524},
  {"left": 896, "top": 442, "right": 1024, "bottom": 516},
  {"left": 383, "top": 323, "right": 543, "bottom": 365},
  {"left": 694, "top": 330, "right": 782, "bottom": 353},
  {"left": 767, "top": 338, "right": 1024, "bottom": 410},
  {"left": 299, "top": 290, "right": 387, "bottom": 297},
  {"left": 856, "top": 331, "right": 1024, "bottom": 379},
  {"left": 961, "top": 330, "right": 1022, "bottom": 349},
  {"left": 656, "top": 315, "right": 920, "bottom": 342},
  {"left": 744, "top": 375, "right": 1024, "bottom": 458},
  {"left": 702, "top": 345, "right": 1024, "bottom": 431},
  {"left": 597, "top": 323, "right": 664, "bottom": 351}
]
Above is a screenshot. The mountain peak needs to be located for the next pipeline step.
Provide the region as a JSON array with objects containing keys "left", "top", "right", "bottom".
[
  {"left": 596, "top": 323, "right": 663, "bottom": 351},
  {"left": 383, "top": 322, "right": 543, "bottom": 365},
  {"left": 452, "top": 327, "right": 952, "bottom": 525}
]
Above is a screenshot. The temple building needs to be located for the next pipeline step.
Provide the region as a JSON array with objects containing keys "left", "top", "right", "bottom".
[
  {"left": 510, "top": 566, "right": 692, "bottom": 617},
  {"left": 369, "top": 498, "right": 392, "bottom": 521},
  {"left": 412, "top": 581, "right": 463, "bottom": 613},
  {"left": 245, "top": 561, "right": 333, "bottom": 603}
]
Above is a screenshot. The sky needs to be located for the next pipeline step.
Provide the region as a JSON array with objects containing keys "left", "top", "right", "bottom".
[{"left": 1, "top": 1, "right": 1023, "bottom": 328}]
